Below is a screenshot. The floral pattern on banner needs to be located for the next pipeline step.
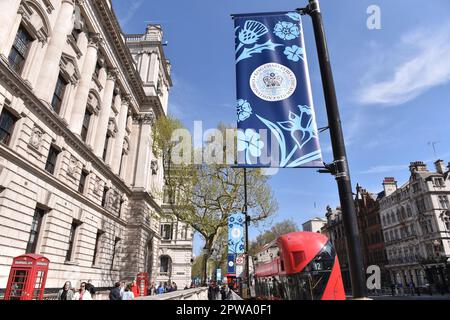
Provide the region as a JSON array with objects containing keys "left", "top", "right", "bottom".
[{"left": 228, "top": 213, "right": 245, "bottom": 254}]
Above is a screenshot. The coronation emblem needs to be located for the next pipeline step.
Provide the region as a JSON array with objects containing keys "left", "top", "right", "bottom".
[{"left": 250, "top": 63, "right": 297, "bottom": 101}]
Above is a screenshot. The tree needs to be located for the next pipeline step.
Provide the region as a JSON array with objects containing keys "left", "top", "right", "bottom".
[
  {"left": 152, "top": 117, "right": 278, "bottom": 285},
  {"left": 249, "top": 219, "right": 300, "bottom": 256}
]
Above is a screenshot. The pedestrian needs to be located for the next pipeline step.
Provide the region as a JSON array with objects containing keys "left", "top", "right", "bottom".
[
  {"left": 85, "top": 279, "right": 96, "bottom": 298},
  {"left": 122, "top": 284, "right": 135, "bottom": 300},
  {"left": 119, "top": 281, "right": 126, "bottom": 298},
  {"left": 390, "top": 283, "right": 395, "bottom": 296},
  {"left": 130, "top": 279, "right": 140, "bottom": 297},
  {"left": 57, "top": 281, "right": 74, "bottom": 300},
  {"left": 157, "top": 282, "right": 165, "bottom": 294},
  {"left": 172, "top": 282, "right": 178, "bottom": 291},
  {"left": 408, "top": 282, "right": 414, "bottom": 296},
  {"left": 109, "top": 282, "right": 122, "bottom": 300},
  {"left": 220, "top": 284, "right": 228, "bottom": 300},
  {"left": 73, "top": 282, "right": 92, "bottom": 300},
  {"left": 149, "top": 282, "right": 156, "bottom": 295}
]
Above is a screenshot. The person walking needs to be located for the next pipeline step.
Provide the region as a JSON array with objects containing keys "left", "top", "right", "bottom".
[
  {"left": 109, "top": 282, "right": 122, "bottom": 300},
  {"left": 122, "top": 284, "right": 135, "bottom": 300},
  {"left": 85, "top": 280, "right": 96, "bottom": 299},
  {"left": 73, "top": 282, "right": 92, "bottom": 300},
  {"left": 57, "top": 281, "right": 74, "bottom": 300}
]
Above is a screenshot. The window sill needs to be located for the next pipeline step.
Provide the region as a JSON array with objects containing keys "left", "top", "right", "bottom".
[{"left": 64, "top": 261, "right": 79, "bottom": 266}]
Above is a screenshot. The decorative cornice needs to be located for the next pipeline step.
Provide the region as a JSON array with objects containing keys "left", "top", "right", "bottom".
[
  {"left": 132, "top": 112, "right": 155, "bottom": 125},
  {"left": 107, "top": 67, "right": 118, "bottom": 81},
  {"left": 88, "top": 32, "right": 103, "bottom": 49}
]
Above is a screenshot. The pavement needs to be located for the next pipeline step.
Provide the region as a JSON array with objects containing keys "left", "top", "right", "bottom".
[{"left": 369, "top": 294, "right": 450, "bottom": 300}]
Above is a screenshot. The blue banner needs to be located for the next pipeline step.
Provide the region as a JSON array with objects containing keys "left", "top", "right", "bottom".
[
  {"left": 227, "top": 254, "right": 236, "bottom": 275},
  {"left": 234, "top": 12, "right": 323, "bottom": 168},
  {"left": 228, "top": 213, "right": 245, "bottom": 254}
]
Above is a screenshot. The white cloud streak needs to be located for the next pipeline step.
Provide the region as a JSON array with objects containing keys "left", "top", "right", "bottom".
[
  {"left": 357, "top": 24, "right": 450, "bottom": 106},
  {"left": 118, "top": 0, "right": 145, "bottom": 28}
]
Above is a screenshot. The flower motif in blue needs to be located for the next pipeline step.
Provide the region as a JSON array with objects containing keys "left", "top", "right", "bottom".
[
  {"left": 237, "top": 129, "right": 264, "bottom": 163},
  {"left": 274, "top": 21, "right": 300, "bottom": 40},
  {"left": 284, "top": 45, "right": 304, "bottom": 62},
  {"left": 236, "top": 99, "right": 252, "bottom": 122}
]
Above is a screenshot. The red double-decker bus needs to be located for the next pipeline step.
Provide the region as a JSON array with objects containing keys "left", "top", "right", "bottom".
[{"left": 253, "top": 232, "right": 346, "bottom": 300}]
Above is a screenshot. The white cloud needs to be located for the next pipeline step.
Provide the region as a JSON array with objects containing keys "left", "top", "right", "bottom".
[
  {"left": 357, "top": 24, "right": 450, "bottom": 106},
  {"left": 118, "top": 0, "right": 145, "bottom": 27}
]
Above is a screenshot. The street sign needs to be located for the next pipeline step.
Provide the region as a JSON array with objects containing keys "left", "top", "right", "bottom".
[{"left": 236, "top": 254, "right": 244, "bottom": 265}]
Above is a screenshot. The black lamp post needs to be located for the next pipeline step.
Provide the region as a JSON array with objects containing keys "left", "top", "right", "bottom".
[{"left": 298, "top": 0, "right": 367, "bottom": 298}]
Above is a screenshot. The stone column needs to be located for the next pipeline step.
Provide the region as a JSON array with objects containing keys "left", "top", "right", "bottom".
[
  {"left": 69, "top": 33, "right": 102, "bottom": 135},
  {"left": 133, "top": 114, "right": 154, "bottom": 189},
  {"left": 94, "top": 68, "right": 117, "bottom": 157},
  {"left": 111, "top": 97, "right": 130, "bottom": 174},
  {"left": 34, "top": 0, "right": 75, "bottom": 102},
  {"left": 0, "top": 0, "right": 22, "bottom": 55}
]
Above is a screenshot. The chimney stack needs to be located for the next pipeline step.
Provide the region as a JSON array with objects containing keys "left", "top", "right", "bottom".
[
  {"left": 409, "top": 161, "right": 428, "bottom": 174},
  {"left": 435, "top": 160, "right": 446, "bottom": 174},
  {"left": 383, "top": 177, "right": 397, "bottom": 197}
]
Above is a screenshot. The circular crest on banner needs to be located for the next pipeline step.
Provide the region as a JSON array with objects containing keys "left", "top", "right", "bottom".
[
  {"left": 231, "top": 227, "right": 242, "bottom": 239},
  {"left": 250, "top": 63, "right": 297, "bottom": 101}
]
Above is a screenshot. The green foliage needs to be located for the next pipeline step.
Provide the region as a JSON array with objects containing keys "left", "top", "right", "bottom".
[
  {"left": 152, "top": 118, "right": 279, "bottom": 283},
  {"left": 249, "top": 219, "right": 300, "bottom": 255}
]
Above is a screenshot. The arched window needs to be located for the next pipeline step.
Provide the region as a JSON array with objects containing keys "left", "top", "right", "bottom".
[{"left": 160, "top": 255, "right": 172, "bottom": 274}]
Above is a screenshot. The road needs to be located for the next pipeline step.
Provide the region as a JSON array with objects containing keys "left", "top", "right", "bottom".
[{"left": 369, "top": 294, "right": 450, "bottom": 300}]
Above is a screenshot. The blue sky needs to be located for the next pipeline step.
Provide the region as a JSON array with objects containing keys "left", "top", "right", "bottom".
[{"left": 112, "top": 0, "right": 450, "bottom": 255}]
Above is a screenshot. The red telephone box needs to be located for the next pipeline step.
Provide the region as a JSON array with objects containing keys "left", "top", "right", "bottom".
[
  {"left": 136, "top": 272, "right": 149, "bottom": 296},
  {"left": 4, "top": 254, "right": 50, "bottom": 300}
]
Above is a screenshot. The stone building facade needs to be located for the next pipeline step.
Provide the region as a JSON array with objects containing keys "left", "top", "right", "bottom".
[
  {"left": 0, "top": 0, "right": 192, "bottom": 293},
  {"left": 302, "top": 217, "right": 326, "bottom": 233},
  {"left": 379, "top": 161, "right": 450, "bottom": 292},
  {"left": 354, "top": 185, "right": 389, "bottom": 287},
  {"left": 322, "top": 206, "right": 351, "bottom": 291}
]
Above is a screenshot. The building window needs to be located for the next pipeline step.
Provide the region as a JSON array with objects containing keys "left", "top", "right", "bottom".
[
  {"left": 25, "top": 207, "right": 45, "bottom": 254},
  {"left": 94, "top": 61, "right": 101, "bottom": 79},
  {"left": 45, "top": 145, "right": 60, "bottom": 175},
  {"left": 102, "top": 134, "right": 110, "bottom": 161},
  {"left": 8, "top": 26, "right": 33, "bottom": 74},
  {"left": 160, "top": 224, "right": 172, "bottom": 240},
  {"left": 438, "top": 195, "right": 449, "bottom": 209},
  {"left": 406, "top": 206, "right": 412, "bottom": 217},
  {"left": 416, "top": 198, "right": 426, "bottom": 213},
  {"left": 412, "top": 183, "right": 420, "bottom": 193},
  {"left": 434, "top": 178, "right": 445, "bottom": 187},
  {"left": 0, "top": 109, "right": 18, "bottom": 146},
  {"left": 160, "top": 256, "right": 171, "bottom": 273},
  {"left": 66, "top": 221, "right": 81, "bottom": 262},
  {"left": 51, "top": 74, "right": 67, "bottom": 114},
  {"left": 110, "top": 237, "right": 120, "bottom": 270},
  {"left": 92, "top": 230, "right": 104, "bottom": 266},
  {"left": 78, "top": 170, "right": 88, "bottom": 193},
  {"left": 80, "top": 110, "right": 92, "bottom": 142},
  {"left": 101, "top": 186, "right": 109, "bottom": 208}
]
